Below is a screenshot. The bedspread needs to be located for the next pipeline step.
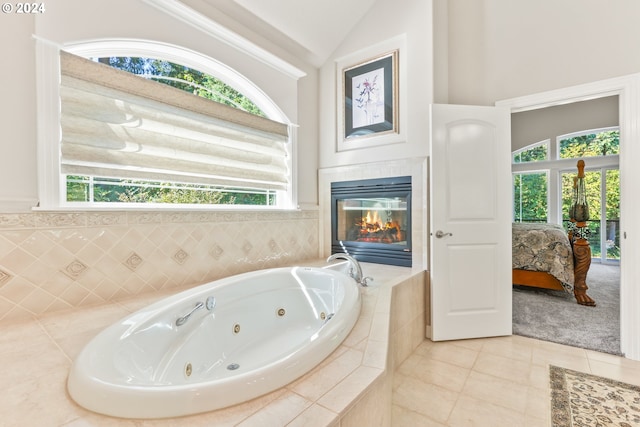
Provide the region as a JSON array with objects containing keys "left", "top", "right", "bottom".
[{"left": 512, "top": 222, "right": 574, "bottom": 292}]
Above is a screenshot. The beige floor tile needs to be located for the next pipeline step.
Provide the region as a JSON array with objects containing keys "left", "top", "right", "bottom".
[
  {"left": 428, "top": 341, "right": 479, "bottom": 369},
  {"left": 447, "top": 394, "right": 525, "bottom": 427},
  {"left": 531, "top": 346, "right": 591, "bottom": 372},
  {"left": 397, "top": 350, "right": 470, "bottom": 388},
  {"left": 528, "top": 364, "right": 551, "bottom": 390},
  {"left": 587, "top": 358, "right": 640, "bottom": 387},
  {"left": 479, "top": 335, "right": 534, "bottom": 362},
  {"left": 390, "top": 334, "right": 640, "bottom": 427},
  {"left": 461, "top": 370, "right": 530, "bottom": 413},
  {"left": 392, "top": 404, "right": 447, "bottom": 427},
  {"left": 524, "top": 386, "right": 551, "bottom": 421},
  {"left": 525, "top": 415, "right": 551, "bottom": 427},
  {"left": 393, "top": 373, "right": 458, "bottom": 423},
  {"left": 447, "top": 337, "right": 485, "bottom": 351},
  {"left": 473, "top": 352, "right": 533, "bottom": 385}
]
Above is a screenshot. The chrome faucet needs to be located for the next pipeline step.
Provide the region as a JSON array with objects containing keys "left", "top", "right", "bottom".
[
  {"left": 176, "top": 296, "right": 216, "bottom": 326},
  {"left": 326, "top": 253, "right": 373, "bottom": 286}
]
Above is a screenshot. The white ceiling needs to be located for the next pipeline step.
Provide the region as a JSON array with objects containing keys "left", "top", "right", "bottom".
[{"left": 191, "top": 0, "right": 378, "bottom": 66}]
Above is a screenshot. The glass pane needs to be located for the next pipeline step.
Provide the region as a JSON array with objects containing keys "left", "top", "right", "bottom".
[
  {"left": 66, "top": 176, "right": 275, "bottom": 205},
  {"left": 513, "top": 143, "right": 547, "bottom": 163},
  {"left": 561, "top": 171, "right": 574, "bottom": 222},
  {"left": 559, "top": 130, "right": 619, "bottom": 159},
  {"left": 336, "top": 197, "right": 408, "bottom": 244},
  {"left": 66, "top": 176, "right": 90, "bottom": 202},
  {"left": 564, "top": 170, "right": 602, "bottom": 258},
  {"left": 97, "top": 57, "right": 265, "bottom": 116},
  {"left": 606, "top": 169, "right": 621, "bottom": 261},
  {"left": 513, "top": 172, "right": 547, "bottom": 222},
  {"left": 583, "top": 171, "right": 601, "bottom": 258}
]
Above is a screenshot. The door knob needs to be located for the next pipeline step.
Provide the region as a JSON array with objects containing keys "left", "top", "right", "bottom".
[{"left": 434, "top": 230, "right": 453, "bottom": 238}]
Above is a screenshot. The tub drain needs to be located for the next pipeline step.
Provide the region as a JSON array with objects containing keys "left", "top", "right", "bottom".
[{"left": 227, "top": 363, "right": 240, "bottom": 370}]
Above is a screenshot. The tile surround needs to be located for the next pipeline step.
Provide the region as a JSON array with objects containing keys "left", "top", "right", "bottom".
[
  {"left": 0, "top": 209, "right": 318, "bottom": 324},
  {"left": 318, "top": 157, "right": 429, "bottom": 269}
]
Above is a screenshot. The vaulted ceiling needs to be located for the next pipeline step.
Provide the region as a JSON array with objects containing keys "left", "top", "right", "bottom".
[{"left": 179, "top": 0, "right": 378, "bottom": 67}]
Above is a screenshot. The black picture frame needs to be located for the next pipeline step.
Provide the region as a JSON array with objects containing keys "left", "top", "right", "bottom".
[{"left": 343, "top": 50, "right": 398, "bottom": 141}]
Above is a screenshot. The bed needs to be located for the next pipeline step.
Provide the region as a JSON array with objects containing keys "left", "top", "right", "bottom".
[{"left": 512, "top": 222, "right": 595, "bottom": 306}]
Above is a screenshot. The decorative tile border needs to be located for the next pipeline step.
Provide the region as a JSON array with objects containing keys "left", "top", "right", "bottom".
[{"left": 0, "top": 209, "right": 319, "bottom": 230}]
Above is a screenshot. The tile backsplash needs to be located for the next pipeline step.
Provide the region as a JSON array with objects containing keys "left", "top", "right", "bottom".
[{"left": 0, "top": 209, "right": 318, "bottom": 324}]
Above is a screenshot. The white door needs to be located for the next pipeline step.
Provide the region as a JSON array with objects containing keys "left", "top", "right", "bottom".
[{"left": 429, "top": 104, "right": 512, "bottom": 341}]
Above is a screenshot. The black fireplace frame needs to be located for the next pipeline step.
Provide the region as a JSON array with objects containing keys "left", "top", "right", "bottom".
[{"left": 331, "top": 176, "right": 412, "bottom": 267}]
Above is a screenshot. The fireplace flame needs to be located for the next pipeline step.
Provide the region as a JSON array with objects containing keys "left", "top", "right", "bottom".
[{"left": 357, "top": 211, "right": 402, "bottom": 242}]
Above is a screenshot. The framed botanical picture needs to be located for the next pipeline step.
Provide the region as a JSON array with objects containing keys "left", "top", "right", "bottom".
[{"left": 342, "top": 50, "right": 398, "bottom": 141}]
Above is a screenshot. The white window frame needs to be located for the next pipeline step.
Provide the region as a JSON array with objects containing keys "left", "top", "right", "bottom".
[{"left": 35, "top": 38, "right": 297, "bottom": 210}]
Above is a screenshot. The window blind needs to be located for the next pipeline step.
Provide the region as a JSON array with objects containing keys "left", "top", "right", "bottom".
[{"left": 59, "top": 51, "right": 289, "bottom": 191}]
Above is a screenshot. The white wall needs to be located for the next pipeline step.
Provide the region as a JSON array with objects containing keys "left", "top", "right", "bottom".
[
  {"left": 512, "top": 96, "right": 619, "bottom": 151},
  {"left": 318, "top": 0, "right": 434, "bottom": 168},
  {"left": 1, "top": 0, "right": 320, "bottom": 210},
  {"left": 447, "top": 0, "right": 640, "bottom": 105},
  {"left": 0, "top": 15, "right": 38, "bottom": 211}
]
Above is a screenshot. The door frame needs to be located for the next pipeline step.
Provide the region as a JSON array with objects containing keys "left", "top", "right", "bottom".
[{"left": 496, "top": 74, "right": 640, "bottom": 360}]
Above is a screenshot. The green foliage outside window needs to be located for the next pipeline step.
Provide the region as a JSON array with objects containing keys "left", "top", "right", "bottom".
[
  {"left": 97, "top": 57, "right": 265, "bottom": 116},
  {"left": 513, "top": 143, "right": 547, "bottom": 163},
  {"left": 513, "top": 172, "right": 547, "bottom": 222},
  {"left": 559, "top": 130, "right": 619, "bottom": 159},
  {"left": 67, "top": 176, "right": 275, "bottom": 205}
]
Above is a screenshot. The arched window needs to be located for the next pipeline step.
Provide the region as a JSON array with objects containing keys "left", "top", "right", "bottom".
[{"left": 37, "top": 39, "right": 294, "bottom": 209}]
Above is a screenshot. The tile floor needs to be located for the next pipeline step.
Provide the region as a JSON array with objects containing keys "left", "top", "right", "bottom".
[{"left": 391, "top": 334, "right": 640, "bottom": 427}]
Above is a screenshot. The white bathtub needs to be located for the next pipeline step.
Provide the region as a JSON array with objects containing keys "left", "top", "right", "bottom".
[{"left": 67, "top": 266, "right": 361, "bottom": 419}]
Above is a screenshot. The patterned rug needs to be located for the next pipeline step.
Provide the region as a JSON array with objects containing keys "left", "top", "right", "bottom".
[{"left": 550, "top": 365, "right": 640, "bottom": 426}]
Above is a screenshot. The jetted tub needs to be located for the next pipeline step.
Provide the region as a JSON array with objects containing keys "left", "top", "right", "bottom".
[{"left": 67, "top": 266, "right": 361, "bottom": 419}]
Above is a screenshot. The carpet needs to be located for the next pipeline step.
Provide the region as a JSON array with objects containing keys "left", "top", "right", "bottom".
[
  {"left": 550, "top": 365, "right": 640, "bottom": 426},
  {"left": 512, "top": 263, "right": 621, "bottom": 355}
]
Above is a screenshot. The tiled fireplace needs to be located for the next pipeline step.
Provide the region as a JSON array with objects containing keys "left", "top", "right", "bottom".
[
  {"left": 319, "top": 158, "right": 428, "bottom": 270},
  {"left": 331, "top": 176, "right": 412, "bottom": 266}
]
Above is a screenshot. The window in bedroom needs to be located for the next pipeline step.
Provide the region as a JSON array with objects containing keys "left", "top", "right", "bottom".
[
  {"left": 513, "top": 171, "right": 548, "bottom": 223},
  {"left": 512, "top": 126, "right": 620, "bottom": 262},
  {"left": 558, "top": 128, "right": 619, "bottom": 159},
  {"left": 561, "top": 167, "right": 620, "bottom": 262},
  {"left": 512, "top": 140, "right": 548, "bottom": 163}
]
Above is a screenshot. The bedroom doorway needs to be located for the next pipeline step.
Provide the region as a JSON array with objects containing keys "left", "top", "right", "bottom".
[
  {"left": 510, "top": 119, "right": 622, "bottom": 354},
  {"left": 497, "top": 74, "right": 640, "bottom": 361}
]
